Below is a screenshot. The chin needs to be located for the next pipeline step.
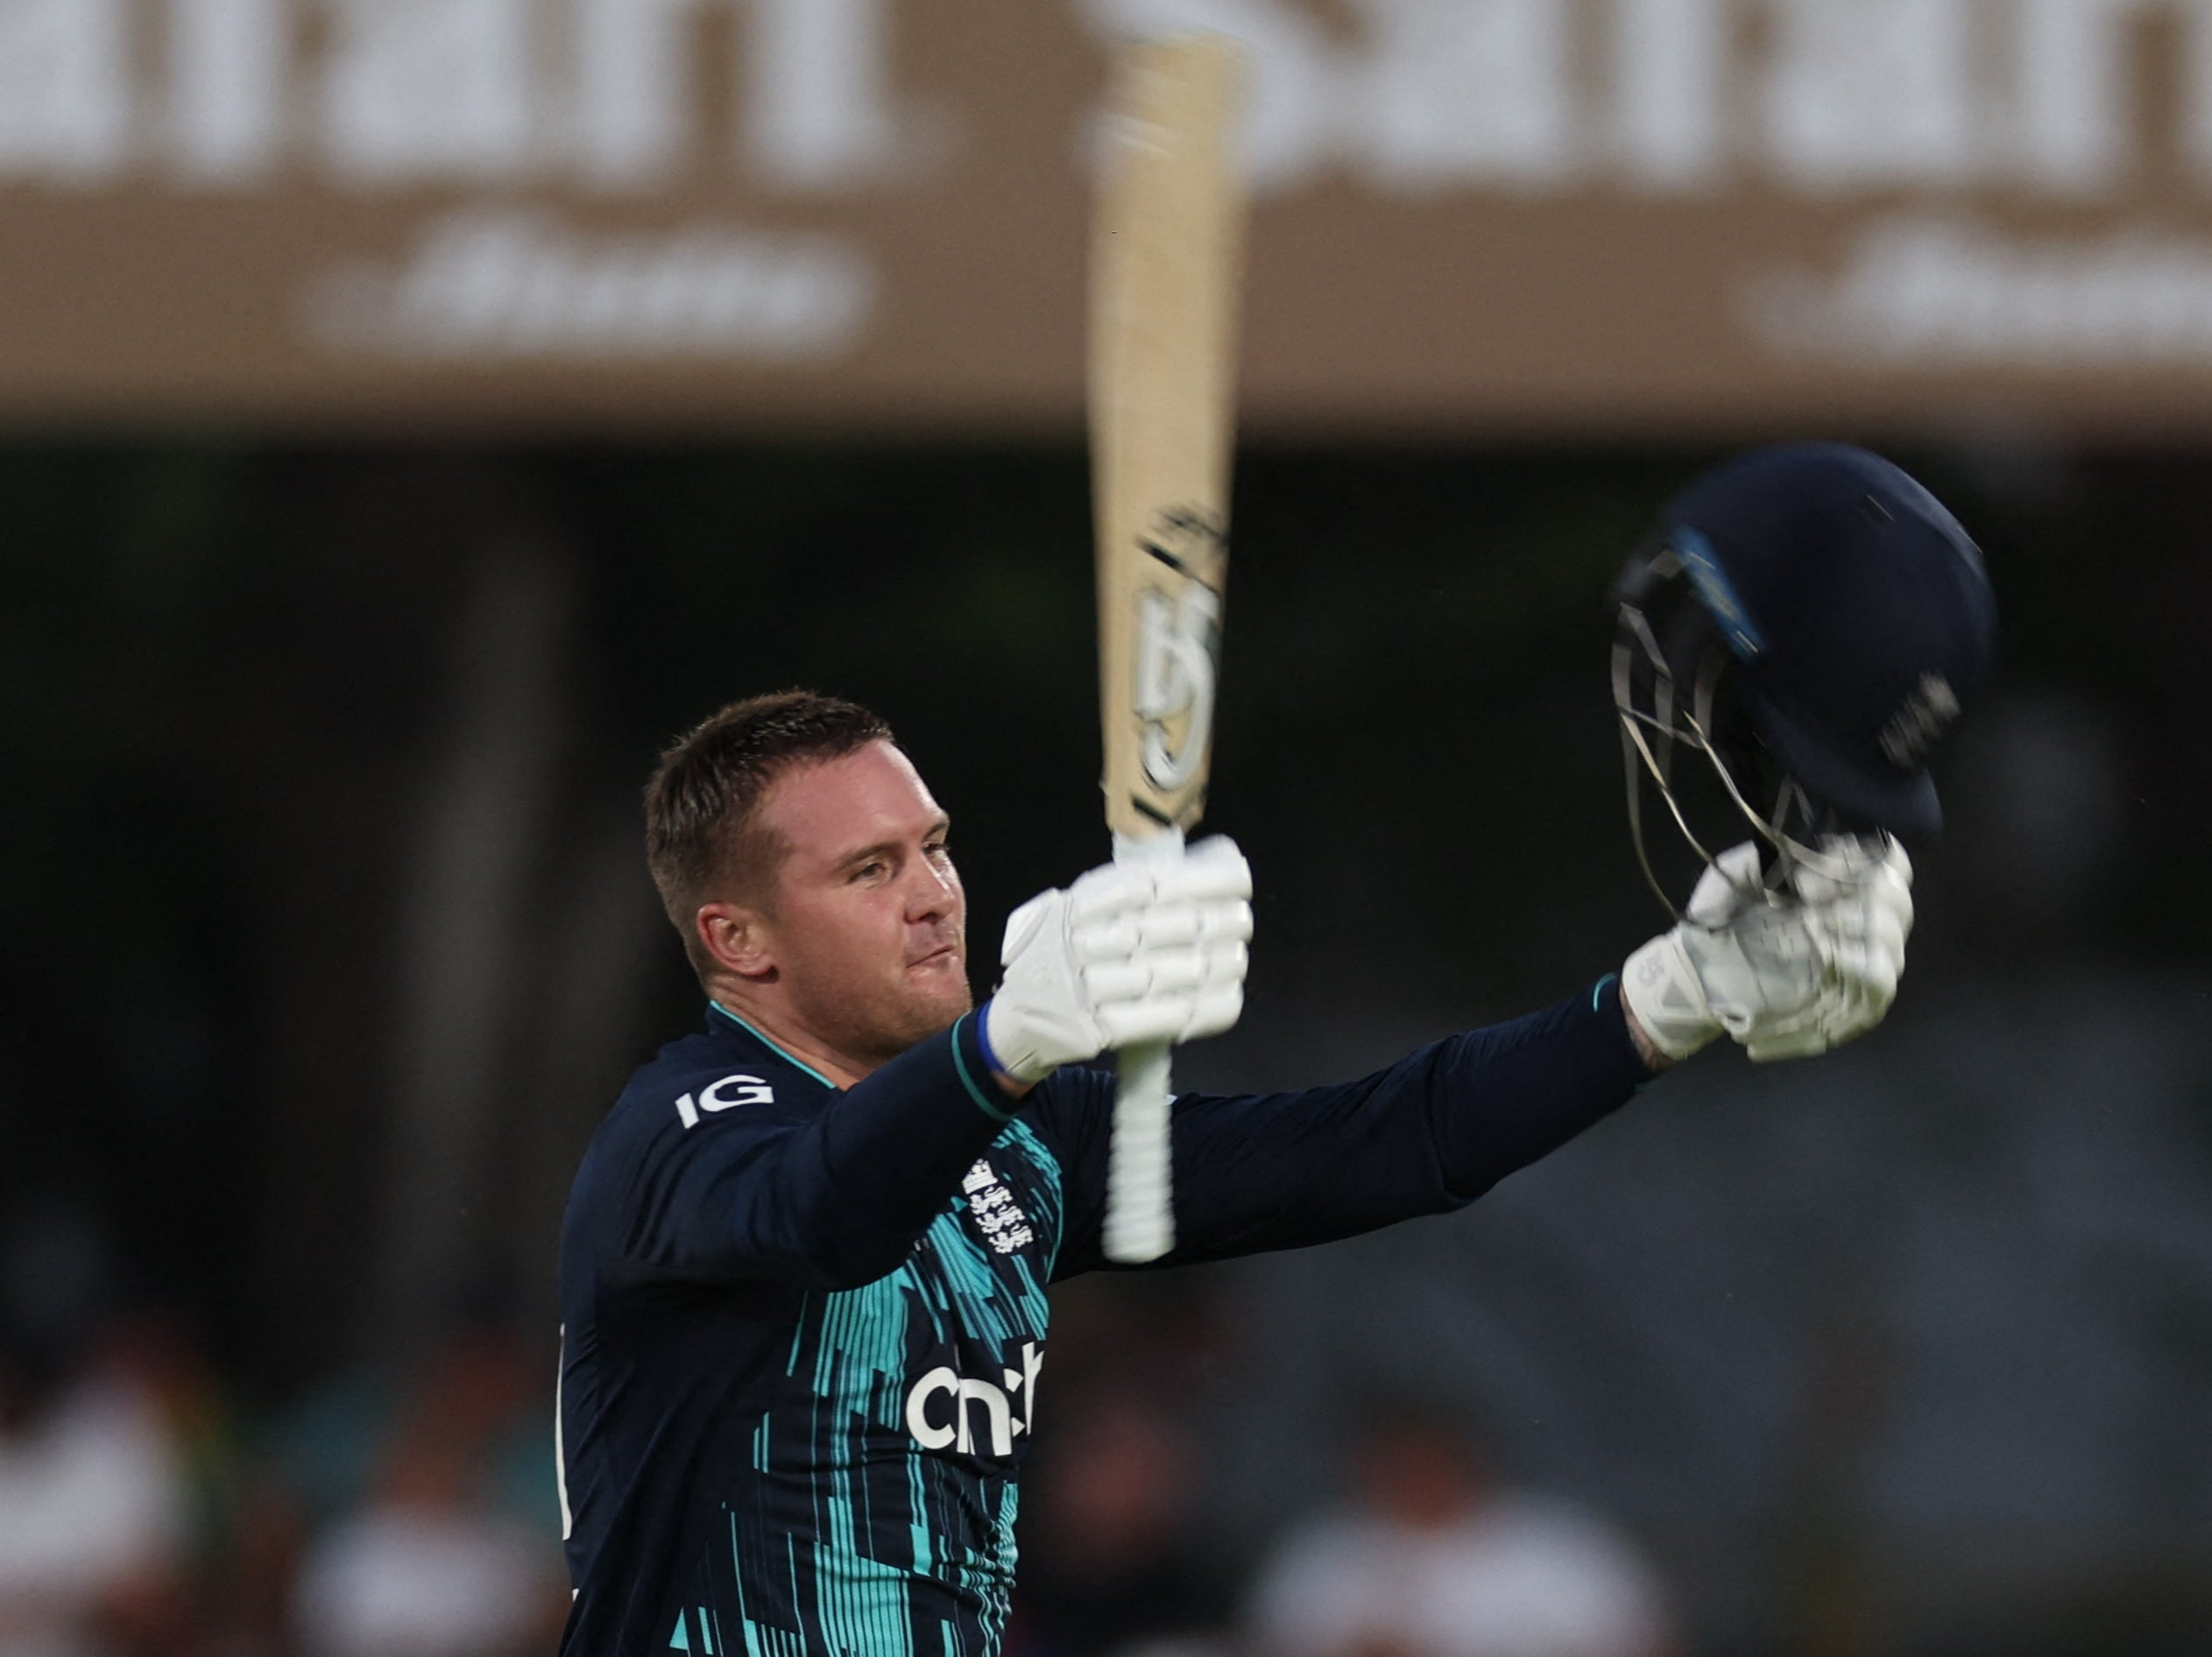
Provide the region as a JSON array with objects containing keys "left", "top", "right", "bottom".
[
  {"left": 920, "top": 975, "right": 974, "bottom": 1026},
  {"left": 873, "top": 971, "right": 972, "bottom": 1053}
]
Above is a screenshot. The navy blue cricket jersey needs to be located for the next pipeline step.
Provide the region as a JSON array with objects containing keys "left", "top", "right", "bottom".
[{"left": 556, "top": 985, "right": 1647, "bottom": 1657}]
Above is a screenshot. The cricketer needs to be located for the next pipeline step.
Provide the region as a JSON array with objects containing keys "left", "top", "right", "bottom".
[{"left": 555, "top": 445, "right": 1997, "bottom": 1657}]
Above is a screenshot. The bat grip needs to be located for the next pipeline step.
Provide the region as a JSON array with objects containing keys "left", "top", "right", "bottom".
[
  {"left": 1106, "top": 1043, "right": 1174, "bottom": 1263},
  {"left": 1102, "top": 827, "right": 1184, "bottom": 1264}
]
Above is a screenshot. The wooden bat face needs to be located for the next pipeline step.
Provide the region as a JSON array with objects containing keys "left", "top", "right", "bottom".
[{"left": 1092, "top": 37, "right": 1243, "bottom": 842}]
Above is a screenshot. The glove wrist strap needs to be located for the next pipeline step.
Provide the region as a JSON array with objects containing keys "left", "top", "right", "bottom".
[
  {"left": 975, "top": 1000, "right": 1009, "bottom": 1078},
  {"left": 1621, "top": 932, "right": 1723, "bottom": 1061}
]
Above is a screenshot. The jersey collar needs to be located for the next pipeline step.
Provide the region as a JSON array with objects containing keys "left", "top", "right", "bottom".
[{"left": 706, "top": 1002, "right": 842, "bottom": 1090}]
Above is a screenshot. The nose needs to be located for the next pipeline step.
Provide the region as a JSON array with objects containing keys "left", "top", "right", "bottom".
[{"left": 907, "top": 851, "right": 961, "bottom": 921}]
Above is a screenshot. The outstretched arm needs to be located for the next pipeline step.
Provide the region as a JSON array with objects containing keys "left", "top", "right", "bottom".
[
  {"left": 1039, "top": 977, "right": 1652, "bottom": 1276},
  {"left": 1035, "top": 835, "right": 1914, "bottom": 1277}
]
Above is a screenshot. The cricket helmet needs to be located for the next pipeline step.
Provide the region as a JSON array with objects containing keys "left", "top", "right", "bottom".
[{"left": 1613, "top": 443, "right": 1996, "bottom": 911}]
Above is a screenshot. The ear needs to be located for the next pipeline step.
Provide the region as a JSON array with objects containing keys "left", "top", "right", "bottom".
[{"left": 696, "top": 901, "right": 777, "bottom": 982}]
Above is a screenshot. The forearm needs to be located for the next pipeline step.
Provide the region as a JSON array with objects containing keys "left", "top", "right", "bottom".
[
  {"left": 1060, "top": 977, "right": 1653, "bottom": 1273},
  {"left": 1424, "top": 976, "right": 1653, "bottom": 1200}
]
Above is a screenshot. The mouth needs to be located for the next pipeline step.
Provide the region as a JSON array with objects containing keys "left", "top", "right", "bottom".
[{"left": 908, "top": 943, "right": 962, "bottom": 970}]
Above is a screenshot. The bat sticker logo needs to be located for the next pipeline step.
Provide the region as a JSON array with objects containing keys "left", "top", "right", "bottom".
[
  {"left": 1134, "top": 579, "right": 1221, "bottom": 793},
  {"left": 1130, "top": 505, "right": 1226, "bottom": 798}
]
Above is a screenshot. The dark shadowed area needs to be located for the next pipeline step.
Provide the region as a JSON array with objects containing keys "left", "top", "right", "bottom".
[{"left": 3, "top": 440, "right": 2208, "bottom": 1657}]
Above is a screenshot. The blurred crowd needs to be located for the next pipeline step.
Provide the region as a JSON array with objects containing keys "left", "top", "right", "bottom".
[
  {"left": 0, "top": 1282, "right": 569, "bottom": 1657},
  {"left": 1012, "top": 1373, "right": 1671, "bottom": 1657},
  {"left": 0, "top": 1216, "right": 1675, "bottom": 1657}
]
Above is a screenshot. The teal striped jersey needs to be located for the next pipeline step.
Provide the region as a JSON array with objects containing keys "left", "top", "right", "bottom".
[{"left": 557, "top": 988, "right": 1647, "bottom": 1656}]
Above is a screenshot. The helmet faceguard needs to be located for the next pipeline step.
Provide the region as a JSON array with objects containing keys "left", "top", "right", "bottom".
[
  {"left": 1613, "top": 539, "right": 1868, "bottom": 920},
  {"left": 1611, "top": 444, "right": 1997, "bottom": 920}
]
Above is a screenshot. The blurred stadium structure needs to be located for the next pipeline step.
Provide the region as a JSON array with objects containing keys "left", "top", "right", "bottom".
[
  {"left": 2, "top": 6, "right": 2210, "bottom": 1657},
  {"left": 13, "top": 0, "right": 2212, "bottom": 426}
]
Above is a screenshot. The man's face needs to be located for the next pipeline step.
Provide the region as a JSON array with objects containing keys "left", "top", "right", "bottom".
[{"left": 750, "top": 741, "right": 971, "bottom": 1065}]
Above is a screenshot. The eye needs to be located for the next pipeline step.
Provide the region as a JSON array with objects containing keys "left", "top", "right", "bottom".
[{"left": 851, "top": 858, "right": 888, "bottom": 883}]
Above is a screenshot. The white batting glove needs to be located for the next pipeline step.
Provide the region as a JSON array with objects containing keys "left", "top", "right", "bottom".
[
  {"left": 1621, "top": 837, "right": 1914, "bottom": 1063},
  {"left": 981, "top": 836, "right": 1254, "bottom": 1083},
  {"left": 1790, "top": 836, "right": 1915, "bottom": 1055}
]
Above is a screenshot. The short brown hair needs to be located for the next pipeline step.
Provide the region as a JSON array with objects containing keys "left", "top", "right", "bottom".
[{"left": 645, "top": 690, "right": 894, "bottom": 976}]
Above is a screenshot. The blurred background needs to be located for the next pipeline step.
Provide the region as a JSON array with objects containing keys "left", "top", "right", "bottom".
[{"left": 3, "top": 5, "right": 2211, "bottom": 1657}]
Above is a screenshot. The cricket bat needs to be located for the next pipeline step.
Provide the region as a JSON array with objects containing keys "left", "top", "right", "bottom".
[{"left": 1090, "top": 35, "right": 1247, "bottom": 1265}]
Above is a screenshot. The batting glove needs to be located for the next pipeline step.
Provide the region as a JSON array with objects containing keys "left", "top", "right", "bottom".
[
  {"left": 1621, "top": 836, "right": 1914, "bottom": 1063},
  {"left": 1790, "top": 835, "right": 1915, "bottom": 1054},
  {"left": 980, "top": 836, "right": 1254, "bottom": 1083}
]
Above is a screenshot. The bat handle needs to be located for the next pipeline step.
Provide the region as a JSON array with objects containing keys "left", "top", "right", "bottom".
[{"left": 1102, "top": 828, "right": 1184, "bottom": 1264}]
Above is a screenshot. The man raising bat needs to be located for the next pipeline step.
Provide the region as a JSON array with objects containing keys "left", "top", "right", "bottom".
[{"left": 553, "top": 444, "right": 1997, "bottom": 1657}]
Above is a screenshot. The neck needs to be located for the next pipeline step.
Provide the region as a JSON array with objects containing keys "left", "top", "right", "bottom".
[{"left": 707, "top": 990, "right": 873, "bottom": 1089}]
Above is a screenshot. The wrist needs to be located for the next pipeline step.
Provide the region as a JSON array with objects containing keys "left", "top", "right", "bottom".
[
  {"left": 1616, "top": 988, "right": 1674, "bottom": 1074},
  {"left": 976, "top": 998, "right": 1052, "bottom": 1089},
  {"left": 1620, "top": 930, "right": 1721, "bottom": 1064}
]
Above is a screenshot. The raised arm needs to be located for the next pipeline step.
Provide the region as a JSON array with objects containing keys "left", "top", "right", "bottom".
[
  {"left": 603, "top": 1012, "right": 1020, "bottom": 1292},
  {"left": 597, "top": 841, "right": 1257, "bottom": 1292}
]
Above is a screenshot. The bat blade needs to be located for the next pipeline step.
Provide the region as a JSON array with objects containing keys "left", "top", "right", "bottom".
[
  {"left": 1093, "top": 34, "right": 1242, "bottom": 842},
  {"left": 1091, "top": 35, "right": 1247, "bottom": 1265}
]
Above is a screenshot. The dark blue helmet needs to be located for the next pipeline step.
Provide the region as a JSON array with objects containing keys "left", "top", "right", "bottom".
[{"left": 1614, "top": 444, "right": 1996, "bottom": 901}]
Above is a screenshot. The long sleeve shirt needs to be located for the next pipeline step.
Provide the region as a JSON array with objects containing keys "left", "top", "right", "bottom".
[{"left": 555, "top": 984, "right": 1648, "bottom": 1657}]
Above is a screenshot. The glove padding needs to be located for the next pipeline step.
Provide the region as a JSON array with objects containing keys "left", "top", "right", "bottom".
[
  {"left": 1622, "top": 837, "right": 1914, "bottom": 1063},
  {"left": 982, "top": 835, "right": 1254, "bottom": 1083}
]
